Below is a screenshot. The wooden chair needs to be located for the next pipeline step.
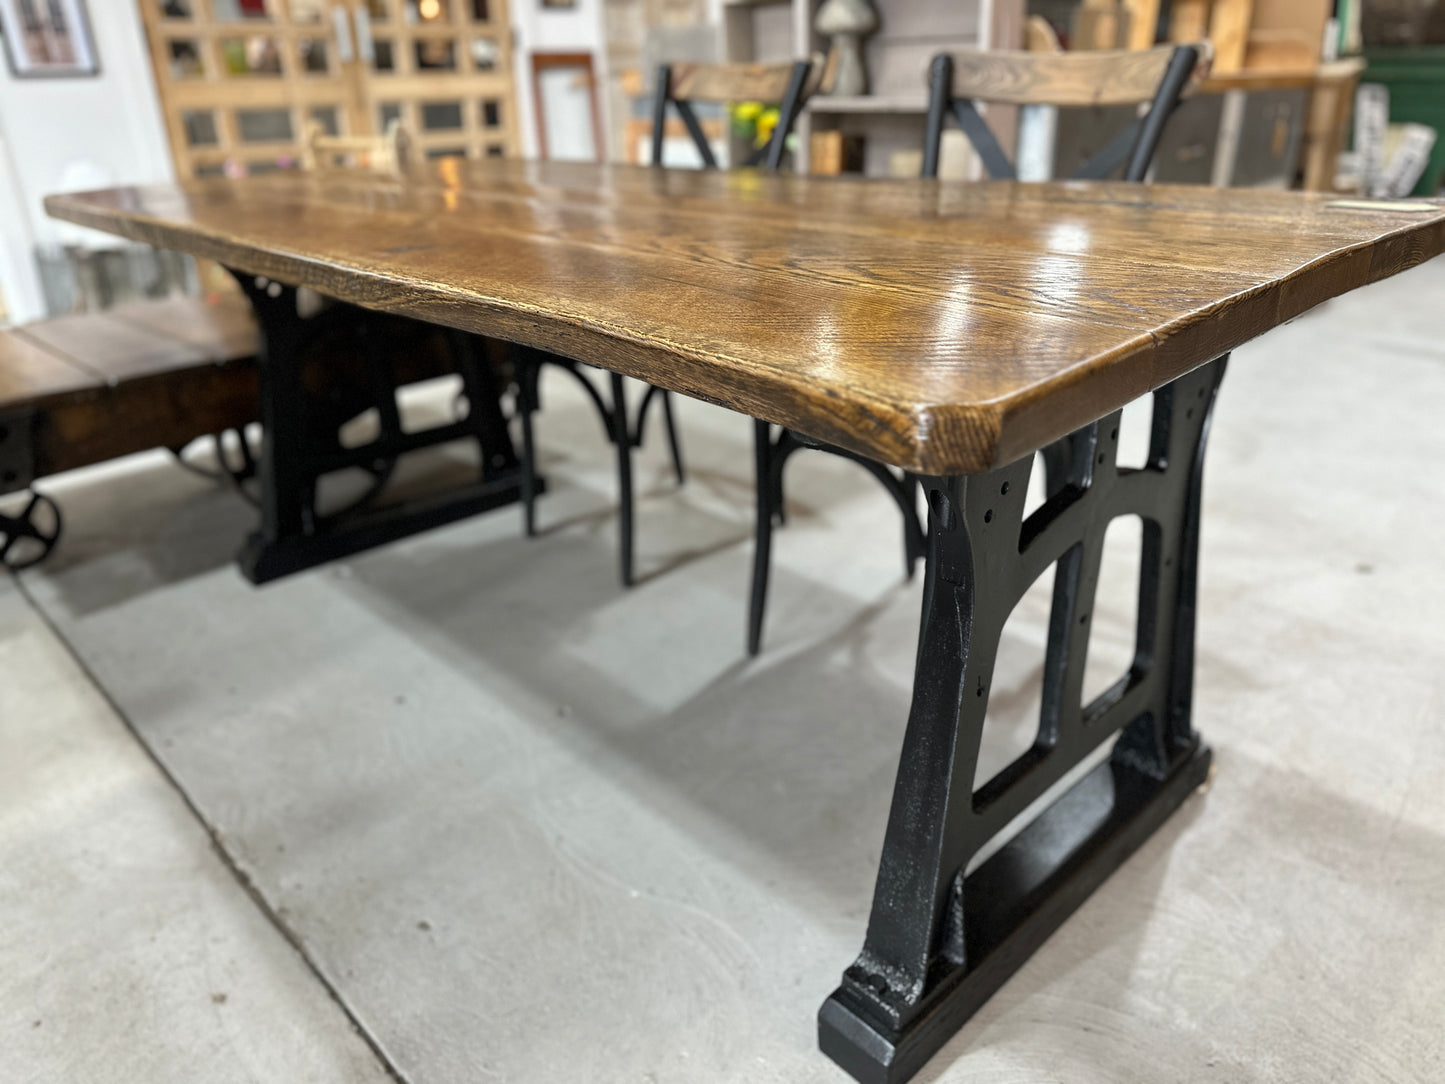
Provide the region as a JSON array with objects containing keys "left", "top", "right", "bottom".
[
  {"left": 747, "top": 43, "right": 1209, "bottom": 655},
  {"left": 301, "top": 119, "right": 411, "bottom": 173},
  {"left": 922, "top": 43, "right": 1211, "bottom": 181},
  {"left": 513, "top": 58, "right": 816, "bottom": 587}
]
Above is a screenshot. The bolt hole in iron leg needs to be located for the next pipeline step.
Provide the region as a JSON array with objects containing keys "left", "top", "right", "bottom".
[{"left": 819, "top": 357, "right": 1227, "bottom": 1084}]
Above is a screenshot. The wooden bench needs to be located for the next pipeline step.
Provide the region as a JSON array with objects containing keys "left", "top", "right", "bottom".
[{"left": 0, "top": 293, "right": 261, "bottom": 568}]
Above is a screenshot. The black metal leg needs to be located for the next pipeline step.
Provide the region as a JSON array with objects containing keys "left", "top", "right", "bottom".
[
  {"left": 847, "top": 456, "right": 927, "bottom": 579},
  {"left": 748, "top": 423, "right": 801, "bottom": 655},
  {"left": 449, "top": 329, "right": 519, "bottom": 481},
  {"left": 748, "top": 419, "right": 774, "bottom": 656},
  {"left": 517, "top": 354, "right": 649, "bottom": 582},
  {"left": 515, "top": 351, "right": 541, "bottom": 538},
  {"left": 660, "top": 390, "right": 686, "bottom": 486},
  {"left": 748, "top": 427, "right": 927, "bottom": 655},
  {"left": 632, "top": 383, "right": 688, "bottom": 488},
  {"left": 902, "top": 474, "right": 922, "bottom": 579},
  {"left": 819, "top": 357, "right": 1228, "bottom": 1084},
  {"left": 610, "top": 370, "right": 635, "bottom": 587},
  {"left": 232, "top": 275, "right": 313, "bottom": 559}
]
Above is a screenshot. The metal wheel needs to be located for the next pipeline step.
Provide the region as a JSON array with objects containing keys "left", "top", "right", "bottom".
[{"left": 0, "top": 492, "right": 62, "bottom": 570}]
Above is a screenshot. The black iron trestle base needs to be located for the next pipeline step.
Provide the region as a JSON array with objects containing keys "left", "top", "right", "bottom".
[
  {"left": 819, "top": 356, "right": 1228, "bottom": 1083},
  {"left": 228, "top": 270, "right": 530, "bottom": 582},
  {"left": 238, "top": 473, "right": 541, "bottom": 584},
  {"left": 819, "top": 741, "right": 1211, "bottom": 1084}
]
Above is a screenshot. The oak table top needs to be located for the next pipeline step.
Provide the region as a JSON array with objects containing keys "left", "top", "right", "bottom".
[{"left": 46, "top": 160, "right": 1445, "bottom": 475}]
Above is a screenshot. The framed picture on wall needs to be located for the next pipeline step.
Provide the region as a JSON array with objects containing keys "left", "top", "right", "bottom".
[{"left": 0, "top": 0, "right": 99, "bottom": 78}]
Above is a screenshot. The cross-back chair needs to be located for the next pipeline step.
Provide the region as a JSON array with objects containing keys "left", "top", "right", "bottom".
[
  {"left": 514, "top": 57, "right": 816, "bottom": 587},
  {"left": 747, "top": 42, "right": 1210, "bottom": 655},
  {"left": 923, "top": 42, "right": 1210, "bottom": 182}
]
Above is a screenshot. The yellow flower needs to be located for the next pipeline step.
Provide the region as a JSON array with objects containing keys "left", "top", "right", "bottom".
[{"left": 755, "top": 107, "right": 780, "bottom": 148}]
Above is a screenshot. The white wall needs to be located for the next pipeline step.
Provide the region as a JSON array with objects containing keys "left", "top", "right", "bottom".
[
  {"left": 0, "top": 2, "right": 172, "bottom": 323},
  {"left": 510, "top": 0, "right": 608, "bottom": 160}
]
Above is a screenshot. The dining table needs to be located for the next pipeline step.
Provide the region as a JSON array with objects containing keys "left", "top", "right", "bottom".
[{"left": 45, "top": 159, "right": 1445, "bottom": 1084}]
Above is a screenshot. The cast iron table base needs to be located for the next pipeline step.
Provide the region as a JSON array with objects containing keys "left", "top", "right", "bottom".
[
  {"left": 820, "top": 356, "right": 1227, "bottom": 1082},
  {"left": 230, "top": 271, "right": 536, "bottom": 584}
]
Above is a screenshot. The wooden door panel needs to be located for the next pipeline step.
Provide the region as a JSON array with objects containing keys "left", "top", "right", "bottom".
[{"left": 139, "top": 0, "right": 519, "bottom": 183}]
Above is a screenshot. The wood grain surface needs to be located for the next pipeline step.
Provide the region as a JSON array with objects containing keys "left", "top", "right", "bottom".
[
  {"left": 0, "top": 331, "right": 94, "bottom": 412},
  {"left": 943, "top": 44, "right": 1213, "bottom": 107},
  {"left": 0, "top": 295, "right": 261, "bottom": 479},
  {"left": 668, "top": 60, "right": 814, "bottom": 105},
  {"left": 45, "top": 161, "right": 1445, "bottom": 475}
]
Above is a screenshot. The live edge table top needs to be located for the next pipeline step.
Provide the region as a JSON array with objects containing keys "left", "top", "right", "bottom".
[{"left": 46, "top": 160, "right": 1445, "bottom": 476}]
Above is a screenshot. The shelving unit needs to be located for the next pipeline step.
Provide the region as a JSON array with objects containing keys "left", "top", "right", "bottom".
[
  {"left": 601, "top": 0, "right": 1020, "bottom": 172},
  {"left": 724, "top": 0, "right": 1022, "bottom": 173},
  {"left": 805, "top": 94, "right": 927, "bottom": 113}
]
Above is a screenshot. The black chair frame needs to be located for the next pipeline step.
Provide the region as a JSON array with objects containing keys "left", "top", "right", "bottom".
[
  {"left": 746, "top": 44, "right": 1201, "bottom": 654},
  {"left": 922, "top": 45, "right": 1202, "bottom": 183},
  {"left": 514, "top": 58, "right": 813, "bottom": 587}
]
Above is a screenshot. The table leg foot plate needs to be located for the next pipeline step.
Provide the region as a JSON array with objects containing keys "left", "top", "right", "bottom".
[{"left": 820, "top": 743, "right": 1211, "bottom": 1084}]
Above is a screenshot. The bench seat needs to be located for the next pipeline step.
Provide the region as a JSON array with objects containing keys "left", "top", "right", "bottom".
[{"left": 0, "top": 293, "right": 260, "bottom": 494}]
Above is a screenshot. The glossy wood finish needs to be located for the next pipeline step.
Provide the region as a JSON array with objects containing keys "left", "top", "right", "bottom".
[
  {"left": 941, "top": 44, "right": 1213, "bottom": 107},
  {"left": 46, "top": 161, "right": 1445, "bottom": 475}
]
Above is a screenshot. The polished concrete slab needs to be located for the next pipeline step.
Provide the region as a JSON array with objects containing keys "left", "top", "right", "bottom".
[
  {"left": 0, "top": 576, "right": 392, "bottom": 1084},
  {"left": 9, "top": 254, "right": 1445, "bottom": 1082}
]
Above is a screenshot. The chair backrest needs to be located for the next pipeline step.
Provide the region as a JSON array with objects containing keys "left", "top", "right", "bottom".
[
  {"left": 651, "top": 58, "right": 818, "bottom": 172},
  {"left": 922, "top": 43, "right": 1213, "bottom": 182},
  {"left": 302, "top": 119, "right": 411, "bottom": 173}
]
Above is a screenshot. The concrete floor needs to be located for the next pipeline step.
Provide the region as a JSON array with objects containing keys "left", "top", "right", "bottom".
[{"left": 4, "top": 254, "right": 1445, "bottom": 1083}]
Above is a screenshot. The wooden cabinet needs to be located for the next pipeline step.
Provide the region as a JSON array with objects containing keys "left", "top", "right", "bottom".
[{"left": 139, "top": 0, "right": 518, "bottom": 181}]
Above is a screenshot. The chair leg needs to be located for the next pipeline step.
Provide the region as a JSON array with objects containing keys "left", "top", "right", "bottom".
[
  {"left": 903, "top": 473, "right": 925, "bottom": 580},
  {"left": 660, "top": 390, "right": 686, "bottom": 485},
  {"left": 610, "top": 371, "right": 635, "bottom": 587},
  {"left": 516, "top": 358, "right": 539, "bottom": 538},
  {"left": 748, "top": 419, "right": 775, "bottom": 656},
  {"left": 773, "top": 437, "right": 787, "bottom": 526}
]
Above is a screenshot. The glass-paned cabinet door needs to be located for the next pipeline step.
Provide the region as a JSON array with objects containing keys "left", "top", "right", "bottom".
[
  {"left": 142, "top": 0, "right": 519, "bottom": 178},
  {"left": 140, "top": 0, "right": 362, "bottom": 180},
  {"left": 348, "top": 0, "right": 519, "bottom": 159}
]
